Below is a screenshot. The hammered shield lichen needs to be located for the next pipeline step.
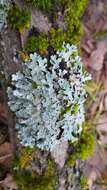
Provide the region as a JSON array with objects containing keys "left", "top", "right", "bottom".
[{"left": 7, "top": 44, "right": 91, "bottom": 150}]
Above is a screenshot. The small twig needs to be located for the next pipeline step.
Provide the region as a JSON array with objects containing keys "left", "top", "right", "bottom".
[
  {"left": 0, "top": 153, "right": 12, "bottom": 160},
  {"left": 0, "top": 180, "right": 4, "bottom": 184},
  {"left": 97, "top": 122, "right": 107, "bottom": 125}
]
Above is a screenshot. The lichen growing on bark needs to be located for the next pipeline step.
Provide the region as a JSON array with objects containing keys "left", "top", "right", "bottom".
[{"left": 7, "top": 43, "right": 91, "bottom": 150}]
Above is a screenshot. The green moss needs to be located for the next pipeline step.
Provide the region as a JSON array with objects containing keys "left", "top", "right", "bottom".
[
  {"left": 49, "top": 0, "right": 86, "bottom": 48},
  {"left": 24, "top": 0, "right": 88, "bottom": 52},
  {"left": 66, "top": 124, "right": 94, "bottom": 167},
  {"left": 24, "top": 0, "right": 53, "bottom": 11},
  {"left": 24, "top": 35, "right": 48, "bottom": 53},
  {"left": 64, "top": 6, "right": 83, "bottom": 45},
  {"left": 49, "top": 27, "right": 66, "bottom": 50},
  {"left": 13, "top": 157, "right": 56, "bottom": 190},
  {"left": 32, "top": 81, "right": 38, "bottom": 89},
  {"left": 60, "top": 105, "right": 71, "bottom": 119},
  {"left": 57, "top": 0, "right": 88, "bottom": 46},
  {"left": 78, "top": 130, "right": 94, "bottom": 160},
  {"left": 19, "top": 147, "right": 35, "bottom": 169},
  {"left": 94, "top": 29, "right": 107, "bottom": 39},
  {"left": 71, "top": 103, "right": 78, "bottom": 115},
  {"left": 58, "top": 0, "right": 88, "bottom": 45},
  {"left": 60, "top": 103, "right": 78, "bottom": 120},
  {"left": 73, "top": 0, "right": 88, "bottom": 17},
  {"left": 80, "top": 175, "right": 89, "bottom": 190},
  {"left": 8, "top": 5, "right": 31, "bottom": 32}
]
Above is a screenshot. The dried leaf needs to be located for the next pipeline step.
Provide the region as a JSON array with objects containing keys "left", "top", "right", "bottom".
[{"left": 2, "top": 174, "right": 18, "bottom": 190}]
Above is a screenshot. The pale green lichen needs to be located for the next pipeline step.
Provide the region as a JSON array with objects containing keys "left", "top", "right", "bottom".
[
  {"left": 7, "top": 43, "right": 91, "bottom": 151},
  {"left": 0, "top": 0, "right": 10, "bottom": 31}
]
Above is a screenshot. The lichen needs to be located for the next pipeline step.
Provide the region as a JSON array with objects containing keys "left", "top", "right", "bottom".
[
  {"left": 0, "top": 0, "right": 10, "bottom": 31},
  {"left": 7, "top": 43, "right": 91, "bottom": 151}
]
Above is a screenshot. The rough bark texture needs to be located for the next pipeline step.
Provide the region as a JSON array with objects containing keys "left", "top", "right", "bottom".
[{"left": 0, "top": 27, "right": 22, "bottom": 156}]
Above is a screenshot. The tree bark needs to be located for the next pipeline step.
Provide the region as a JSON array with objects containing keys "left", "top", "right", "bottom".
[{"left": 0, "top": 27, "right": 22, "bottom": 156}]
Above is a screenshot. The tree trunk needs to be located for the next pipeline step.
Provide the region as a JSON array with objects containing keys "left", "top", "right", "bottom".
[{"left": 0, "top": 27, "right": 22, "bottom": 156}]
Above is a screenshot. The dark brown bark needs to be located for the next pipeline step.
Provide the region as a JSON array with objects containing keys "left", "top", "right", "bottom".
[{"left": 0, "top": 27, "right": 22, "bottom": 157}]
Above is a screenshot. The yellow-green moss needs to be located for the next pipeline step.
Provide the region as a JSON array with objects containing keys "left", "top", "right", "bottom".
[
  {"left": 49, "top": 27, "right": 66, "bottom": 50},
  {"left": 64, "top": 4, "right": 83, "bottom": 45},
  {"left": 80, "top": 175, "right": 89, "bottom": 190},
  {"left": 73, "top": 0, "right": 88, "bottom": 17},
  {"left": 66, "top": 123, "right": 94, "bottom": 167},
  {"left": 24, "top": 0, "right": 88, "bottom": 52},
  {"left": 19, "top": 147, "right": 35, "bottom": 169},
  {"left": 8, "top": 5, "right": 31, "bottom": 32},
  {"left": 13, "top": 156, "right": 56, "bottom": 190},
  {"left": 24, "top": 35, "right": 48, "bottom": 53},
  {"left": 24, "top": 0, "right": 53, "bottom": 11}
]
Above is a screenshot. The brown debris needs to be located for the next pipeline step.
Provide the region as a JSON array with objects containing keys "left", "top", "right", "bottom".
[
  {"left": 0, "top": 143, "right": 13, "bottom": 169},
  {"left": 0, "top": 174, "right": 18, "bottom": 190}
]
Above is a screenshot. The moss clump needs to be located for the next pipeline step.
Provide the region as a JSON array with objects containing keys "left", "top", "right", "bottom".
[
  {"left": 66, "top": 123, "right": 94, "bottom": 167},
  {"left": 24, "top": 35, "right": 48, "bottom": 53},
  {"left": 24, "top": 0, "right": 53, "bottom": 11},
  {"left": 71, "top": 103, "right": 79, "bottom": 115},
  {"left": 56, "top": 0, "right": 88, "bottom": 45},
  {"left": 13, "top": 156, "right": 56, "bottom": 190},
  {"left": 80, "top": 175, "right": 89, "bottom": 190},
  {"left": 23, "top": 0, "right": 88, "bottom": 52},
  {"left": 49, "top": 0, "right": 88, "bottom": 48},
  {"left": 73, "top": 0, "right": 88, "bottom": 17},
  {"left": 64, "top": 8, "right": 83, "bottom": 45},
  {"left": 19, "top": 147, "right": 35, "bottom": 169},
  {"left": 63, "top": 0, "right": 88, "bottom": 44},
  {"left": 49, "top": 27, "right": 66, "bottom": 50},
  {"left": 8, "top": 0, "right": 88, "bottom": 49},
  {"left": 8, "top": 5, "right": 31, "bottom": 32}
]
